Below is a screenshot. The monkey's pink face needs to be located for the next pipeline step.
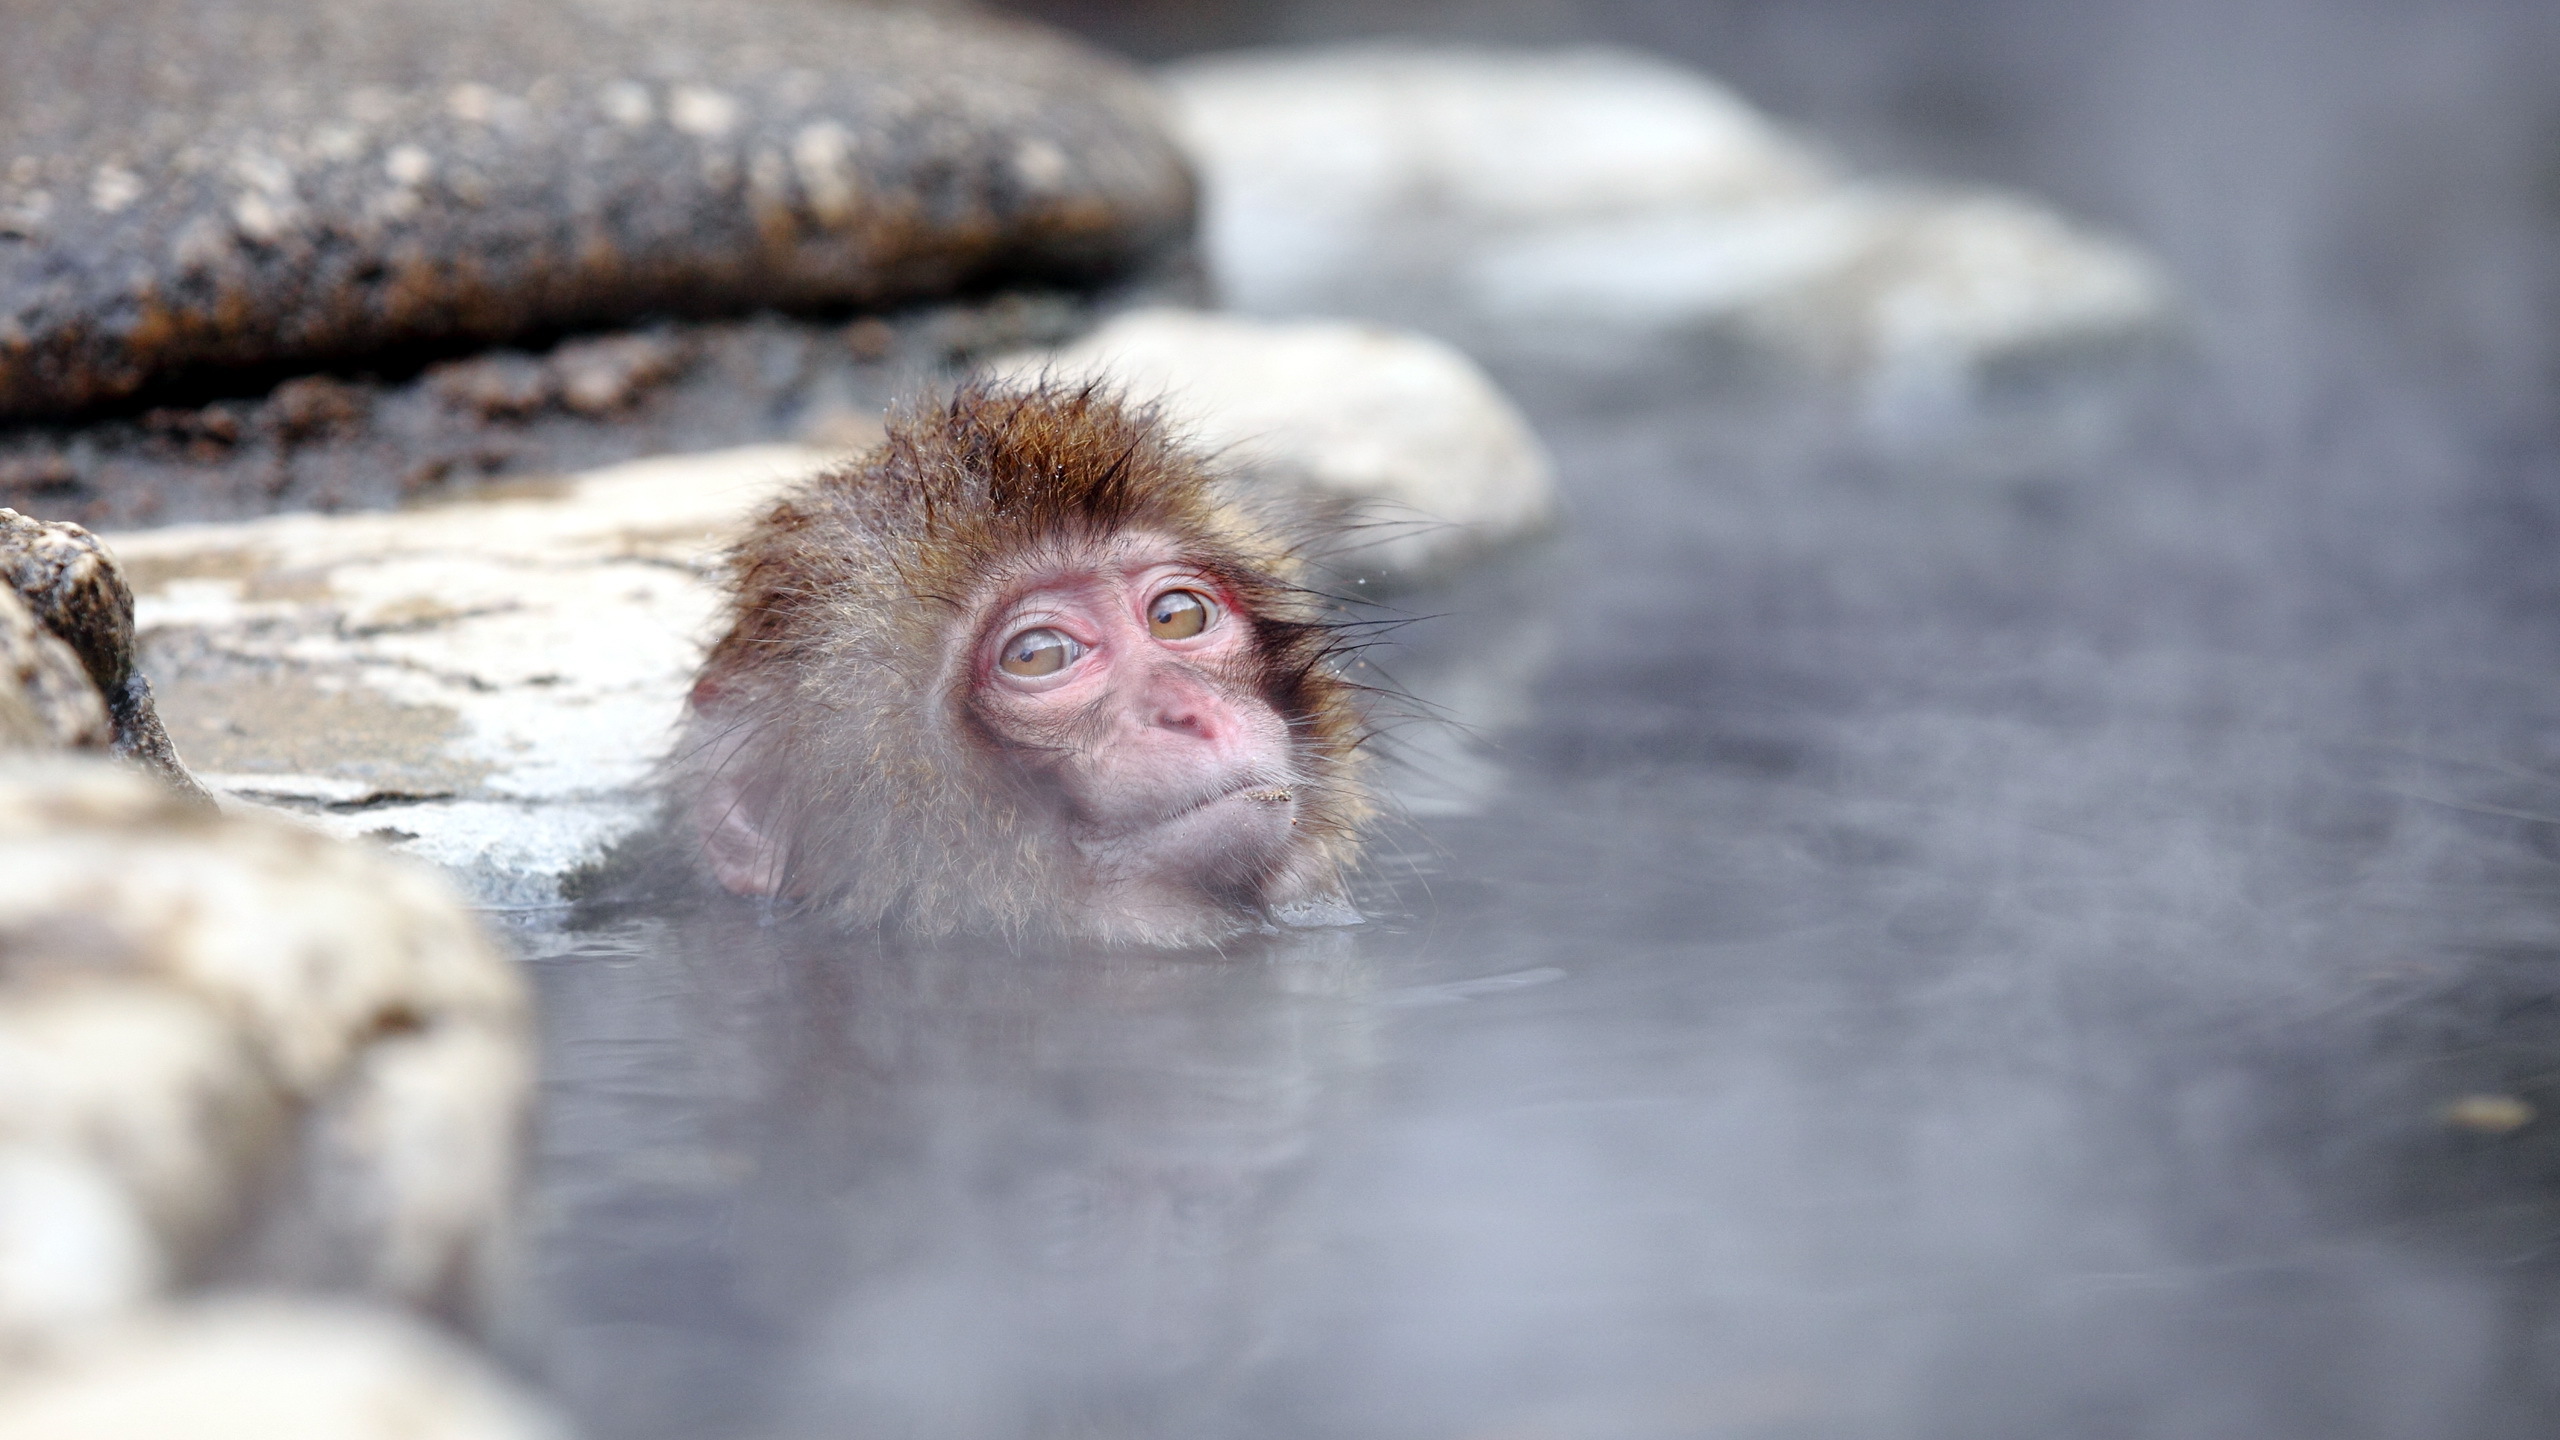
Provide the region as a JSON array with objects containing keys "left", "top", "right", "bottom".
[{"left": 970, "top": 547, "right": 1301, "bottom": 904}]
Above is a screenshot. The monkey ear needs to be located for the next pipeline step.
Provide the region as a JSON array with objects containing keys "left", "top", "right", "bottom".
[
  {"left": 695, "top": 780, "right": 791, "bottom": 898},
  {"left": 681, "top": 707, "right": 792, "bottom": 898}
]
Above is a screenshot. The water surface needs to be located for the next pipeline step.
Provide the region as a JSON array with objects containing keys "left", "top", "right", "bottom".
[{"left": 513, "top": 1, "right": 2560, "bottom": 1434}]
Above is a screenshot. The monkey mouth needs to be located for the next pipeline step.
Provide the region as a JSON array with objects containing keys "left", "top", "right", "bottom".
[
  {"left": 1168, "top": 775, "right": 1296, "bottom": 824},
  {"left": 1080, "top": 774, "right": 1298, "bottom": 843},
  {"left": 1075, "top": 775, "right": 1303, "bottom": 897}
]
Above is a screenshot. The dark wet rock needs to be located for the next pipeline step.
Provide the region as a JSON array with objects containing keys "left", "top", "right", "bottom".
[
  {"left": 0, "top": 0, "right": 1194, "bottom": 422},
  {"left": 0, "top": 453, "right": 77, "bottom": 499},
  {"left": 0, "top": 509, "right": 211, "bottom": 805},
  {"left": 427, "top": 356, "right": 562, "bottom": 425},
  {"left": 0, "top": 292, "right": 1095, "bottom": 528},
  {"left": 429, "top": 331, "right": 687, "bottom": 422},
  {"left": 546, "top": 333, "right": 688, "bottom": 417},
  {"left": 264, "top": 377, "right": 372, "bottom": 445}
]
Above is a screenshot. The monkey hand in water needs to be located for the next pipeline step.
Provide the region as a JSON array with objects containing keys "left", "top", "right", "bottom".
[{"left": 674, "top": 380, "right": 1372, "bottom": 946}]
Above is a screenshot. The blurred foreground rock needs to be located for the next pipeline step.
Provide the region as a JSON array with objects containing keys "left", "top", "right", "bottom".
[
  {"left": 0, "top": 0, "right": 1192, "bottom": 422},
  {"left": 0, "top": 761, "right": 530, "bottom": 1331},
  {"left": 0, "top": 757, "right": 554, "bottom": 1435},
  {"left": 985, "top": 308, "right": 1557, "bottom": 584},
  {"left": 1165, "top": 45, "right": 2174, "bottom": 419},
  {"left": 0, "top": 1301, "right": 563, "bottom": 1440}
]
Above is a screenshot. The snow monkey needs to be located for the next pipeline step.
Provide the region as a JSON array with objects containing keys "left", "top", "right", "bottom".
[{"left": 675, "top": 380, "right": 1372, "bottom": 947}]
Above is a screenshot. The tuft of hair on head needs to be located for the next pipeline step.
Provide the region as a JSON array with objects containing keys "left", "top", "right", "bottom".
[{"left": 671, "top": 376, "right": 1373, "bottom": 946}]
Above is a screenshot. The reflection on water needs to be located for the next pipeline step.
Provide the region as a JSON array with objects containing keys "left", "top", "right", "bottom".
[
  {"left": 511, "top": 0, "right": 2560, "bottom": 1434},
  {"left": 518, "top": 914, "right": 1375, "bottom": 1440}
]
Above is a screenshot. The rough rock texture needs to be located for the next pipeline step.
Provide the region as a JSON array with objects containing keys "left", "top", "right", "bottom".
[
  {"left": 0, "top": 591, "right": 106, "bottom": 751},
  {"left": 1164, "top": 44, "right": 2174, "bottom": 418},
  {"left": 0, "top": 293, "right": 1105, "bottom": 530},
  {"left": 110, "top": 445, "right": 831, "bottom": 905},
  {"left": 0, "top": 512, "right": 130, "bottom": 695},
  {"left": 0, "top": 1301, "right": 565, "bottom": 1440},
  {"left": 984, "top": 308, "right": 1556, "bottom": 585},
  {"left": 0, "top": 0, "right": 1194, "bottom": 421},
  {"left": 0, "top": 510, "right": 208, "bottom": 802},
  {"left": 0, "top": 758, "right": 532, "bottom": 1342}
]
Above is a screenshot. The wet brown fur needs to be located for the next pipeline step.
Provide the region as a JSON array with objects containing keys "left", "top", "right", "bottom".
[{"left": 677, "top": 378, "right": 1371, "bottom": 942}]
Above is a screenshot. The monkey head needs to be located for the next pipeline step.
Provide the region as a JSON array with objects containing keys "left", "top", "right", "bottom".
[{"left": 675, "top": 381, "right": 1370, "bottom": 947}]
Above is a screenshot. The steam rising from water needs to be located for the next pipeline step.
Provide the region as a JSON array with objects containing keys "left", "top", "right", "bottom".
[{"left": 525, "top": 1, "right": 2560, "bottom": 1435}]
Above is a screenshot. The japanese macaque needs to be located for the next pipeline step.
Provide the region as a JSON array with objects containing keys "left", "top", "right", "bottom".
[{"left": 674, "top": 381, "right": 1371, "bottom": 947}]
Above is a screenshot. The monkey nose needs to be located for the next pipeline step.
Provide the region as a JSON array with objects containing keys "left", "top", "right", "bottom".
[{"left": 1141, "top": 669, "right": 1236, "bottom": 745}]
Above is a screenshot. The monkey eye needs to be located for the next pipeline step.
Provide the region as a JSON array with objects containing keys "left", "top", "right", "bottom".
[
  {"left": 1147, "top": 589, "right": 1213, "bottom": 640},
  {"left": 998, "top": 627, "right": 1083, "bottom": 678}
]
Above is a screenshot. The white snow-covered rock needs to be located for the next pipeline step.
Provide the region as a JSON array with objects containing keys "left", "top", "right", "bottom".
[
  {"left": 1164, "top": 44, "right": 2176, "bottom": 415},
  {"left": 109, "top": 443, "right": 828, "bottom": 906},
  {"left": 1165, "top": 44, "right": 1825, "bottom": 313},
  {"left": 986, "top": 308, "right": 1556, "bottom": 584}
]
